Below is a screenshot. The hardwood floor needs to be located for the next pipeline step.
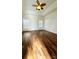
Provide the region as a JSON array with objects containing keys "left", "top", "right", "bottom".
[{"left": 22, "top": 30, "right": 57, "bottom": 59}]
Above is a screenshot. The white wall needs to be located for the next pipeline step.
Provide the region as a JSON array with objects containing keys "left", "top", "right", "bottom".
[
  {"left": 44, "top": 11, "right": 57, "bottom": 33},
  {"left": 22, "top": 10, "right": 45, "bottom": 31},
  {"left": 22, "top": 10, "right": 57, "bottom": 33},
  {"left": 43, "top": 1, "right": 57, "bottom": 33},
  {"left": 22, "top": 14, "right": 39, "bottom": 31}
]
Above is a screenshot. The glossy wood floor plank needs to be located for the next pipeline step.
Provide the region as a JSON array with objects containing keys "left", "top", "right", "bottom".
[{"left": 22, "top": 30, "right": 57, "bottom": 59}]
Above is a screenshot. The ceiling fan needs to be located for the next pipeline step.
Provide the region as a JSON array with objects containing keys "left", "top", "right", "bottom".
[{"left": 32, "top": 0, "right": 46, "bottom": 10}]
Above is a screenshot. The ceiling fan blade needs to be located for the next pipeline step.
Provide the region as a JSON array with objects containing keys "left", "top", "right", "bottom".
[
  {"left": 41, "top": 3, "right": 46, "bottom": 6},
  {"left": 32, "top": 5, "right": 38, "bottom": 7},
  {"left": 37, "top": 0, "right": 40, "bottom": 5}
]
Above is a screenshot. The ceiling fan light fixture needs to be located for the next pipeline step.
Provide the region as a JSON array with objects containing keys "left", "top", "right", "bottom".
[{"left": 36, "top": 6, "right": 41, "bottom": 10}]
